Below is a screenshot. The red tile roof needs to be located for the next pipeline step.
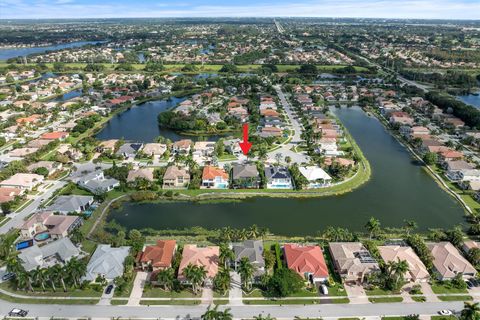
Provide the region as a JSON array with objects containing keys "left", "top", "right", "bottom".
[
  {"left": 284, "top": 244, "right": 329, "bottom": 279},
  {"left": 40, "top": 131, "right": 69, "bottom": 140},
  {"left": 202, "top": 166, "right": 228, "bottom": 180},
  {"left": 138, "top": 240, "right": 176, "bottom": 268}
]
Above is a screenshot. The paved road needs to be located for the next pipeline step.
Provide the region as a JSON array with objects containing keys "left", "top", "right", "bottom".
[
  {"left": 0, "top": 180, "right": 67, "bottom": 234},
  {"left": 0, "top": 299, "right": 464, "bottom": 318}
]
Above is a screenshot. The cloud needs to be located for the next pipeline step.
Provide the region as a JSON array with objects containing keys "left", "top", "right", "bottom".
[{"left": 1, "top": 0, "right": 479, "bottom": 19}]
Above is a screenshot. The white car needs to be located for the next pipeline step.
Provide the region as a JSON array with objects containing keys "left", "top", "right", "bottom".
[
  {"left": 320, "top": 284, "right": 329, "bottom": 295},
  {"left": 8, "top": 308, "right": 28, "bottom": 317},
  {"left": 439, "top": 310, "right": 453, "bottom": 316}
]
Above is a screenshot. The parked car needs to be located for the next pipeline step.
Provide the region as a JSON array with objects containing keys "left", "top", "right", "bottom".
[
  {"left": 2, "top": 273, "right": 15, "bottom": 281},
  {"left": 8, "top": 309, "right": 28, "bottom": 317},
  {"left": 466, "top": 280, "right": 474, "bottom": 289},
  {"left": 439, "top": 310, "right": 453, "bottom": 316},
  {"left": 105, "top": 284, "right": 114, "bottom": 294},
  {"left": 320, "top": 284, "right": 329, "bottom": 295}
]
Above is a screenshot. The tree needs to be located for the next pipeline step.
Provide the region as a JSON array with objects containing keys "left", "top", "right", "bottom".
[
  {"left": 31, "top": 267, "right": 47, "bottom": 291},
  {"left": 298, "top": 64, "right": 318, "bottom": 75},
  {"left": 128, "top": 229, "right": 145, "bottom": 253},
  {"left": 16, "top": 269, "right": 33, "bottom": 292},
  {"left": 213, "top": 268, "right": 231, "bottom": 295},
  {"left": 219, "top": 64, "right": 238, "bottom": 73},
  {"left": 461, "top": 302, "right": 480, "bottom": 320},
  {"left": 183, "top": 264, "right": 207, "bottom": 295},
  {"left": 201, "top": 304, "right": 233, "bottom": 320},
  {"left": 219, "top": 244, "right": 235, "bottom": 269},
  {"left": 422, "top": 152, "right": 438, "bottom": 165},
  {"left": 254, "top": 315, "right": 276, "bottom": 320},
  {"left": 365, "top": 217, "right": 381, "bottom": 240},
  {"left": 65, "top": 257, "right": 86, "bottom": 288},
  {"left": 263, "top": 249, "right": 276, "bottom": 272},
  {"left": 267, "top": 268, "right": 304, "bottom": 297},
  {"left": 156, "top": 268, "right": 175, "bottom": 291},
  {"left": 403, "top": 220, "right": 418, "bottom": 236},
  {"left": 238, "top": 257, "right": 255, "bottom": 291}
]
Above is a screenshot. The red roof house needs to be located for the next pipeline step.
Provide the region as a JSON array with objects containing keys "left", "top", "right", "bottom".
[
  {"left": 284, "top": 243, "right": 329, "bottom": 282},
  {"left": 137, "top": 239, "right": 176, "bottom": 271}
]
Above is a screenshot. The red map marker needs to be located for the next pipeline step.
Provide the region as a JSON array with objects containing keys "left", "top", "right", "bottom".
[{"left": 239, "top": 123, "right": 252, "bottom": 155}]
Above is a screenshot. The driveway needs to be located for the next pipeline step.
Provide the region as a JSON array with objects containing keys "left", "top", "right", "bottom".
[
  {"left": 127, "top": 271, "right": 148, "bottom": 306},
  {"left": 420, "top": 282, "right": 440, "bottom": 302},
  {"left": 344, "top": 283, "right": 370, "bottom": 304},
  {"left": 97, "top": 283, "right": 115, "bottom": 306},
  {"left": 229, "top": 271, "right": 243, "bottom": 306}
]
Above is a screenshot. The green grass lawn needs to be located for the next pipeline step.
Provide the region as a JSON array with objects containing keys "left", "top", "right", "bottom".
[
  {"left": 365, "top": 288, "right": 400, "bottom": 296},
  {"left": 369, "top": 297, "right": 403, "bottom": 303},
  {"left": 110, "top": 299, "right": 128, "bottom": 305},
  {"left": 438, "top": 295, "right": 472, "bottom": 302},
  {"left": 243, "top": 298, "right": 320, "bottom": 305},
  {"left": 412, "top": 296, "right": 426, "bottom": 302},
  {"left": 0, "top": 291, "right": 98, "bottom": 305},
  {"left": 140, "top": 299, "right": 200, "bottom": 305},
  {"left": 142, "top": 287, "right": 198, "bottom": 298},
  {"left": 430, "top": 282, "right": 468, "bottom": 295},
  {"left": 0, "top": 281, "right": 102, "bottom": 298}
]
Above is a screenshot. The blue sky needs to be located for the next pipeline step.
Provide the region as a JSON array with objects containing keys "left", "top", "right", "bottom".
[{"left": 1, "top": 0, "right": 479, "bottom": 20}]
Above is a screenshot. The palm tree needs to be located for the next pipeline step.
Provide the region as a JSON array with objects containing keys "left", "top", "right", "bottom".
[
  {"left": 50, "top": 265, "right": 68, "bottom": 292},
  {"left": 248, "top": 224, "right": 260, "bottom": 239},
  {"left": 219, "top": 244, "right": 235, "bottom": 269},
  {"left": 65, "top": 257, "right": 86, "bottom": 288},
  {"left": 183, "top": 264, "right": 207, "bottom": 295},
  {"left": 201, "top": 304, "right": 220, "bottom": 320},
  {"left": 461, "top": 301, "right": 480, "bottom": 320},
  {"left": 31, "top": 267, "right": 47, "bottom": 291},
  {"left": 156, "top": 268, "right": 175, "bottom": 291},
  {"left": 46, "top": 267, "right": 57, "bottom": 292},
  {"left": 220, "top": 227, "right": 233, "bottom": 242},
  {"left": 219, "top": 307, "right": 233, "bottom": 320},
  {"left": 213, "top": 268, "right": 231, "bottom": 295},
  {"left": 16, "top": 270, "right": 33, "bottom": 292},
  {"left": 365, "top": 217, "right": 381, "bottom": 240},
  {"left": 403, "top": 220, "right": 418, "bottom": 236},
  {"left": 392, "top": 259, "right": 409, "bottom": 287},
  {"left": 238, "top": 257, "right": 255, "bottom": 291}
]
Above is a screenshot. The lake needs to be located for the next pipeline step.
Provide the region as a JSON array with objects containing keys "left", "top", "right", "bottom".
[
  {"left": 96, "top": 97, "right": 229, "bottom": 142},
  {"left": 0, "top": 41, "right": 102, "bottom": 60},
  {"left": 107, "top": 106, "right": 465, "bottom": 236},
  {"left": 457, "top": 92, "right": 480, "bottom": 109}
]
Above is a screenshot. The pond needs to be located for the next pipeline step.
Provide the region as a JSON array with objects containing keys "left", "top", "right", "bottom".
[
  {"left": 95, "top": 97, "right": 230, "bottom": 142},
  {"left": 107, "top": 106, "right": 465, "bottom": 236}
]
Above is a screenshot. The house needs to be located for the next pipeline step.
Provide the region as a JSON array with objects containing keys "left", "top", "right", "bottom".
[
  {"left": 76, "top": 170, "right": 119, "bottom": 194},
  {"left": 264, "top": 166, "right": 292, "bottom": 189},
  {"left": 40, "top": 131, "right": 69, "bottom": 141},
  {"left": 259, "top": 126, "right": 282, "bottom": 138},
  {"left": 444, "top": 160, "right": 475, "bottom": 181},
  {"left": 427, "top": 242, "right": 477, "bottom": 280},
  {"left": 378, "top": 245, "right": 430, "bottom": 282},
  {"left": 299, "top": 166, "right": 332, "bottom": 188},
  {"left": 27, "top": 161, "right": 62, "bottom": 176},
  {"left": 284, "top": 243, "right": 329, "bottom": 283},
  {"left": 162, "top": 166, "right": 190, "bottom": 189},
  {"left": 137, "top": 239, "right": 176, "bottom": 271},
  {"left": 232, "top": 240, "right": 265, "bottom": 279},
  {"left": 231, "top": 164, "right": 260, "bottom": 189},
  {"left": 142, "top": 143, "right": 167, "bottom": 157},
  {"left": 20, "top": 211, "right": 82, "bottom": 239},
  {"left": 462, "top": 240, "right": 480, "bottom": 254},
  {"left": 8, "top": 147, "right": 39, "bottom": 158},
  {"left": 98, "top": 139, "right": 118, "bottom": 153},
  {"left": 0, "top": 187, "right": 22, "bottom": 205},
  {"left": 202, "top": 166, "right": 229, "bottom": 189},
  {"left": 18, "top": 238, "right": 81, "bottom": 271},
  {"left": 193, "top": 141, "right": 215, "bottom": 157},
  {"left": 127, "top": 168, "right": 155, "bottom": 183},
  {"left": 172, "top": 139, "right": 192, "bottom": 154},
  {"left": 178, "top": 245, "right": 219, "bottom": 284},
  {"left": 329, "top": 242, "right": 380, "bottom": 283},
  {"left": 46, "top": 195, "right": 94, "bottom": 215},
  {"left": 116, "top": 143, "right": 143, "bottom": 158},
  {"left": 389, "top": 112, "right": 414, "bottom": 126},
  {"left": 0, "top": 173, "right": 44, "bottom": 190},
  {"left": 82, "top": 244, "right": 131, "bottom": 282}
]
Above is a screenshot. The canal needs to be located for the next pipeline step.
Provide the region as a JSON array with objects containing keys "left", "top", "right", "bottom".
[
  {"left": 107, "top": 106, "right": 465, "bottom": 235},
  {"left": 0, "top": 41, "right": 103, "bottom": 60}
]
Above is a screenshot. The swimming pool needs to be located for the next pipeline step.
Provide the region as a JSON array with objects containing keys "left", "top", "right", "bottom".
[{"left": 34, "top": 232, "right": 51, "bottom": 242}]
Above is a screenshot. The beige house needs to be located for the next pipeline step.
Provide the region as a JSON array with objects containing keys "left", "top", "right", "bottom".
[
  {"left": 462, "top": 240, "right": 480, "bottom": 254},
  {"left": 427, "top": 242, "right": 477, "bottom": 280},
  {"left": 27, "top": 161, "right": 62, "bottom": 176},
  {"left": 378, "top": 245, "right": 430, "bottom": 282},
  {"left": 127, "top": 168, "right": 155, "bottom": 182},
  {"left": 172, "top": 139, "right": 192, "bottom": 154},
  {"left": 20, "top": 211, "right": 82, "bottom": 239},
  {"left": 142, "top": 143, "right": 167, "bottom": 157},
  {"left": 162, "top": 166, "right": 190, "bottom": 189},
  {"left": 329, "top": 242, "right": 380, "bottom": 283},
  {"left": 0, "top": 173, "right": 44, "bottom": 190}
]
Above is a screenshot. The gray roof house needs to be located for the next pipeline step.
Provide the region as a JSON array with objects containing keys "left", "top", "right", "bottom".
[
  {"left": 232, "top": 164, "right": 260, "bottom": 189},
  {"left": 47, "top": 195, "right": 94, "bottom": 214},
  {"left": 232, "top": 240, "right": 265, "bottom": 278},
  {"left": 18, "top": 237, "right": 81, "bottom": 271},
  {"left": 82, "top": 244, "right": 130, "bottom": 282},
  {"left": 264, "top": 166, "right": 293, "bottom": 189},
  {"left": 116, "top": 143, "right": 143, "bottom": 158},
  {"left": 71, "top": 166, "right": 119, "bottom": 194}
]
